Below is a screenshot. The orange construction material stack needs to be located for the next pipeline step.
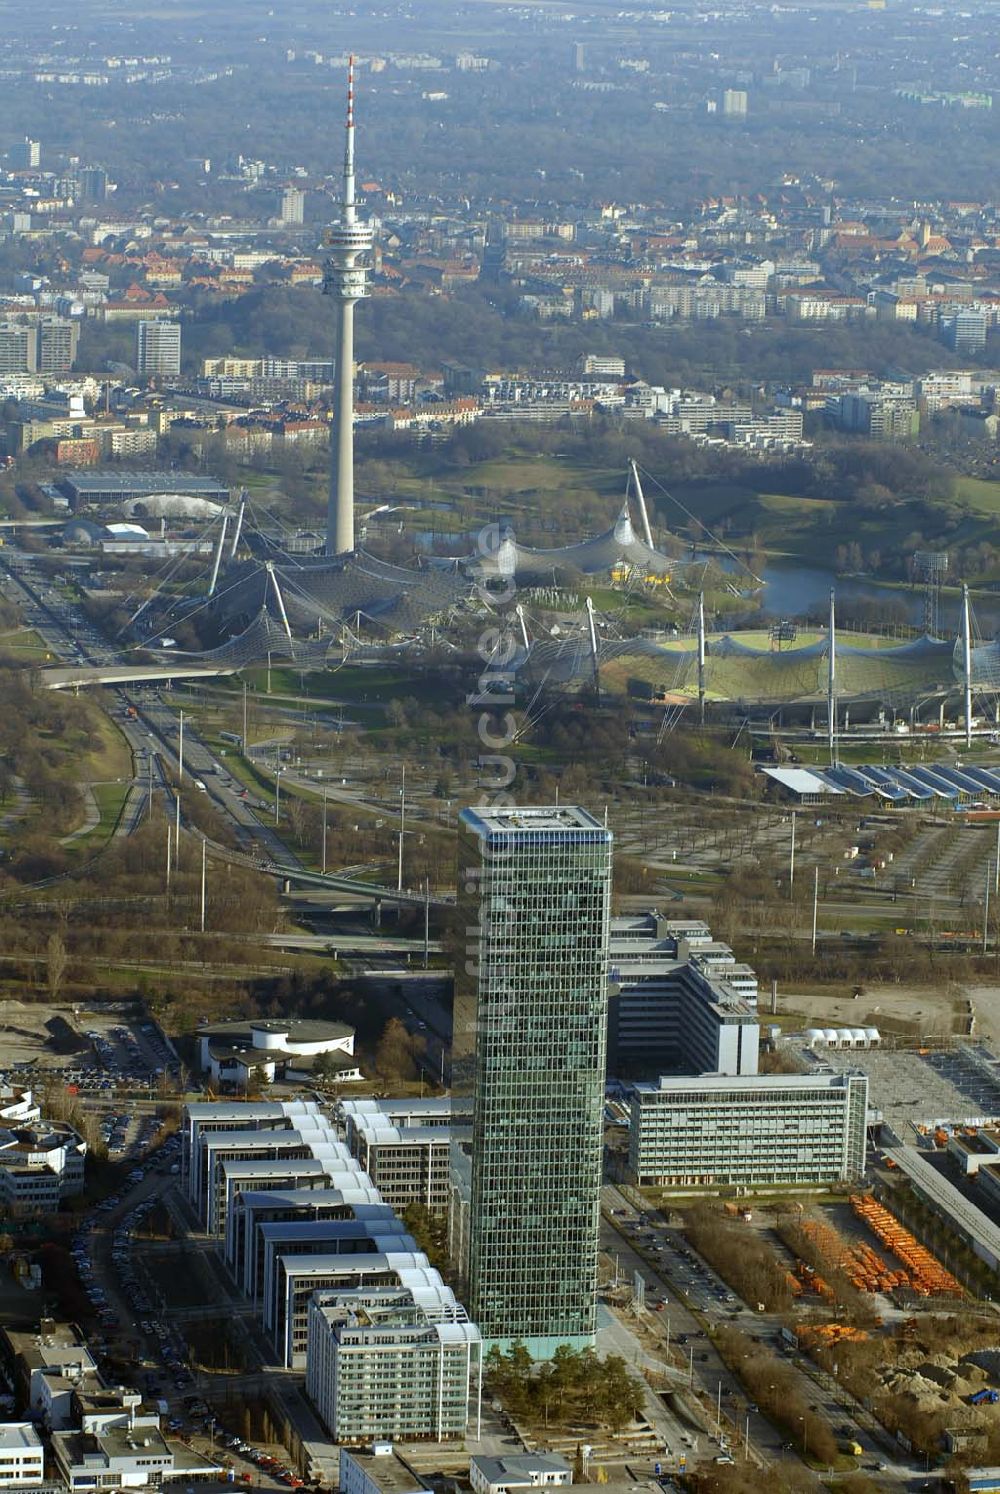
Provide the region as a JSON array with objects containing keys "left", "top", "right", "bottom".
[
  {"left": 850, "top": 1194, "right": 963, "bottom": 1297},
  {"left": 798, "top": 1322, "right": 870, "bottom": 1347},
  {"left": 796, "top": 1213, "right": 902, "bottom": 1294}
]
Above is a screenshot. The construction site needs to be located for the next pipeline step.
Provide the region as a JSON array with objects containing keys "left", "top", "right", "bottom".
[
  {"left": 678, "top": 1183, "right": 1000, "bottom": 1459},
  {"left": 788, "top": 1195, "right": 965, "bottom": 1306}
]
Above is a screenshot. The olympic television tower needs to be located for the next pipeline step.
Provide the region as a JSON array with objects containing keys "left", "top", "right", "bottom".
[{"left": 323, "top": 57, "right": 372, "bottom": 556}]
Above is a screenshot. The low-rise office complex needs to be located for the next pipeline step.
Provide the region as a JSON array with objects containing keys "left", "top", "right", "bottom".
[
  {"left": 3, "top": 1322, "right": 101, "bottom": 1428},
  {"left": 182, "top": 1098, "right": 483, "bottom": 1441},
  {"left": 225, "top": 1187, "right": 391, "bottom": 1301},
  {"left": 338, "top": 1447, "right": 426, "bottom": 1494},
  {"left": 337, "top": 1098, "right": 469, "bottom": 1215},
  {"left": 0, "top": 1121, "right": 86, "bottom": 1216},
  {"left": 266, "top": 1241, "right": 433, "bottom": 1369},
  {"left": 608, "top": 913, "right": 759, "bottom": 1077},
  {"left": 183, "top": 1100, "right": 367, "bottom": 1234},
  {"left": 1, "top": 1320, "right": 216, "bottom": 1493},
  {"left": 628, "top": 1073, "right": 869, "bottom": 1187},
  {"left": 470, "top": 1455, "right": 572, "bottom": 1494}
]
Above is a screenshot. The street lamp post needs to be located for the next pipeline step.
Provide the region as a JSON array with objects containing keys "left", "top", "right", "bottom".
[{"left": 275, "top": 767, "right": 283, "bottom": 825}]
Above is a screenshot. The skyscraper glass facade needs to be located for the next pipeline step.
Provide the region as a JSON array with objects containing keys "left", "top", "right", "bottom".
[{"left": 453, "top": 806, "right": 612, "bottom": 1356}]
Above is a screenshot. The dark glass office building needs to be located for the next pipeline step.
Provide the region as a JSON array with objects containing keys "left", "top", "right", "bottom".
[{"left": 452, "top": 806, "right": 612, "bottom": 1355}]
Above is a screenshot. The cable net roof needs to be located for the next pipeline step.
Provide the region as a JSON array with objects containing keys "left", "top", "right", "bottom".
[
  {"left": 476, "top": 506, "right": 673, "bottom": 579},
  {"left": 528, "top": 628, "right": 957, "bottom": 704},
  {"left": 211, "top": 550, "right": 470, "bottom": 635},
  {"left": 166, "top": 608, "right": 334, "bottom": 668},
  {"left": 967, "top": 639, "right": 1000, "bottom": 691}
]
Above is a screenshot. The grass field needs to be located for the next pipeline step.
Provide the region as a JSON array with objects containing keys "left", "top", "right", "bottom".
[
  {"left": 0, "top": 629, "right": 57, "bottom": 662},
  {"left": 80, "top": 707, "right": 132, "bottom": 782},
  {"left": 954, "top": 475, "right": 1000, "bottom": 513},
  {"left": 89, "top": 782, "right": 130, "bottom": 837},
  {"left": 388, "top": 450, "right": 1000, "bottom": 570},
  {"left": 239, "top": 662, "right": 427, "bottom": 706}
]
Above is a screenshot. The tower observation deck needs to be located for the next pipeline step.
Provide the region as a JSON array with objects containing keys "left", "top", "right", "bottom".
[{"left": 323, "top": 57, "right": 372, "bottom": 557}]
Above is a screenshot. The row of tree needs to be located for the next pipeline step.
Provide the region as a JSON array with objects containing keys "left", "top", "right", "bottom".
[
  {"left": 684, "top": 1205, "right": 796, "bottom": 1315},
  {"left": 710, "top": 1324, "right": 838, "bottom": 1466}
]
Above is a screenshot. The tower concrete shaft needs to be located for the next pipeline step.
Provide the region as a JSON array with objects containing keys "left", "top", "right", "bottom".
[{"left": 323, "top": 56, "right": 372, "bottom": 556}]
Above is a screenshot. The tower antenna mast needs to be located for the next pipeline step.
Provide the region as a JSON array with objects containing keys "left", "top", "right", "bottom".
[{"left": 323, "top": 56, "right": 372, "bottom": 556}]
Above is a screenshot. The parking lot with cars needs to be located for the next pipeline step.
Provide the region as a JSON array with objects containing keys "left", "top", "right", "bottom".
[{"left": 0, "top": 1002, "right": 180, "bottom": 1096}]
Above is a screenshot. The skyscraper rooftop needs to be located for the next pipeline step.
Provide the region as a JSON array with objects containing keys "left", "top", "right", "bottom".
[{"left": 460, "top": 805, "right": 606, "bottom": 836}]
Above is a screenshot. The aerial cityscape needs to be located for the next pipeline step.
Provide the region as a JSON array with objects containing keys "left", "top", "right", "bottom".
[{"left": 3, "top": 1, "right": 1000, "bottom": 1493}]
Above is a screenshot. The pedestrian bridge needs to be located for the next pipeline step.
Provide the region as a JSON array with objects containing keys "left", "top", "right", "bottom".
[{"left": 41, "top": 663, "right": 239, "bottom": 691}]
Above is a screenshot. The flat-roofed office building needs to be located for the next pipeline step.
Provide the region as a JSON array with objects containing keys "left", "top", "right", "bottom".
[
  {"left": 338, "top": 1098, "right": 469, "bottom": 1215},
  {"left": 267, "top": 1246, "right": 436, "bottom": 1369},
  {"left": 260, "top": 1217, "right": 412, "bottom": 1338},
  {"left": 339, "top": 1447, "right": 426, "bottom": 1494},
  {"left": 628, "top": 1072, "right": 868, "bottom": 1188},
  {"left": 608, "top": 912, "right": 759, "bottom": 1077},
  {"left": 183, "top": 1100, "right": 363, "bottom": 1234},
  {"left": 0, "top": 1424, "right": 43, "bottom": 1487},
  {"left": 226, "top": 1187, "right": 391, "bottom": 1300}
]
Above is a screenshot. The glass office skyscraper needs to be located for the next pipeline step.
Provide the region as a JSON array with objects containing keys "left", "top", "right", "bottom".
[{"left": 453, "top": 805, "right": 612, "bottom": 1356}]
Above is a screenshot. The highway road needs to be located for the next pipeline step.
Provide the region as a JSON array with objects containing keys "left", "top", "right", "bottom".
[
  {"left": 0, "top": 551, "right": 302, "bottom": 864},
  {"left": 601, "top": 1184, "right": 798, "bottom": 1474},
  {"left": 262, "top": 931, "right": 444, "bottom": 955}
]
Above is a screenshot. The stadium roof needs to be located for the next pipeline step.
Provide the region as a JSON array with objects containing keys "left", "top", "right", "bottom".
[
  {"left": 760, "top": 767, "right": 844, "bottom": 797},
  {"left": 58, "top": 470, "right": 230, "bottom": 503},
  {"left": 530, "top": 626, "right": 959, "bottom": 705}
]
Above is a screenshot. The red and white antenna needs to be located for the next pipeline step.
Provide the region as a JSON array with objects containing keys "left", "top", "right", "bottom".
[{"left": 343, "top": 54, "right": 356, "bottom": 220}]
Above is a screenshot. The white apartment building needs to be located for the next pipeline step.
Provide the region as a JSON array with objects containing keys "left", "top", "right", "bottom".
[
  {"left": 0, "top": 1122, "right": 86, "bottom": 1216},
  {"left": 917, "top": 370, "right": 978, "bottom": 410},
  {"left": 135, "top": 319, "right": 180, "bottom": 376},
  {"left": 0, "top": 1425, "right": 43, "bottom": 1487},
  {"left": 306, "top": 1284, "right": 481, "bottom": 1442}
]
